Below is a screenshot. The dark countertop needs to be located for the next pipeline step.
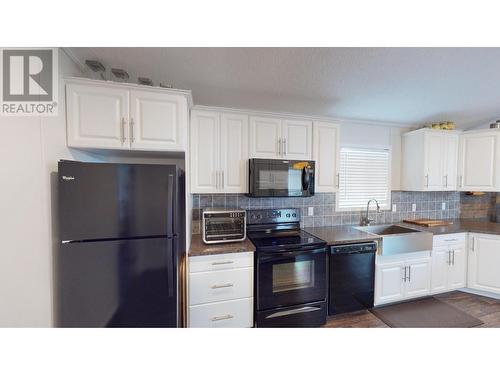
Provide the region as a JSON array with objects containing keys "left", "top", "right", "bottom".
[
  {"left": 304, "top": 225, "right": 381, "bottom": 245},
  {"left": 401, "top": 219, "right": 500, "bottom": 236},
  {"left": 189, "top": 234, "right": 255, "bottom": 257},
  {"left": 304, "top": 219, "right": 500, "bottom": 246}
]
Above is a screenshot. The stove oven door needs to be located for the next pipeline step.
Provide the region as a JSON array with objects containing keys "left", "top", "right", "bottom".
[{"left": 257, "top": 246, "right": 327, "bottom": 311}]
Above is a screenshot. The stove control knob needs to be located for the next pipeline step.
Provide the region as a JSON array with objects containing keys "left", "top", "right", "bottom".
[
  {"left": 292, "top": 213, "right": 296, "bottom": 217},
  {"left": 286, "top": 213, "right": 291, "bottom": 218}
]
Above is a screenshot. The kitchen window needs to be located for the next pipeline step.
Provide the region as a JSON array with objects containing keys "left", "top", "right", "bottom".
[{"left": 337, "top": 147, "right": 391, "bottom": 211}]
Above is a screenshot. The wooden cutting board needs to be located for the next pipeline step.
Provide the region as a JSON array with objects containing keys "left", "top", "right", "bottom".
[{"left": 403, "top": 219, "right": 453, "bottom": 227}]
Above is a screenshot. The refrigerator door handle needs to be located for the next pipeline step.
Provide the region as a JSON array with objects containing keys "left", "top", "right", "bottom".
[
  {"left": 167, "top": 238, "right": 175, "bottom": 297},
  {"left": 167, "top": 174, "right": 175, "bottom": 237}
]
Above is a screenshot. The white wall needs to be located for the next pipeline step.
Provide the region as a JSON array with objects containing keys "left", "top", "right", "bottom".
[
  {"left": 0, "top": 50, "right": 98, "bottom": 327},
  {"left": 340, "top": 122, "right": 404, "bottom": 190}
]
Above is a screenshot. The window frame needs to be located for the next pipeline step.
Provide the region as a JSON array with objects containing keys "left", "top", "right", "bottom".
[{"left": 335, "top": 145, "right": 392, "bottom": 212}]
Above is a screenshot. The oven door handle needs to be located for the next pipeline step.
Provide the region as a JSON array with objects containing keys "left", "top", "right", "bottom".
[{"left": 265, "top": 305, "right": 321, "bottom": 319}]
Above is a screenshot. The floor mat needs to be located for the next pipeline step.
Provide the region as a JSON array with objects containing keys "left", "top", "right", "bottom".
[{"left": 371, "top": 297, "right": 483, "bottom": 328}]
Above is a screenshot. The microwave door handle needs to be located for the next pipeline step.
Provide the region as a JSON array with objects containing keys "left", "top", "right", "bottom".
[{"left": 301, "top": 167, "right": 310, "bottom": 191}]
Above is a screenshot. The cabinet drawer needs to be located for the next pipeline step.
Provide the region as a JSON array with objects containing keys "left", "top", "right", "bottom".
[
  {"left": 189, "top": 268, "right": 253, "bottom": 305},
  {"left": 189, "top": 298, "right": 253, "bottom": 328},
  {"left": 189, "top": 251, "right": 253, "bottom": 273},
  {"left": 433, "top": 233, "right": 466, "bottom": 247}
]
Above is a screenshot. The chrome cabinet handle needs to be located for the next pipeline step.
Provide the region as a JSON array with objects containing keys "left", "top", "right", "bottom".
[
  {"left": 425, "top": 175, "right": 429, "bottom": 187},
  {"left": 471, "top": 237, "right": 475, "bottom": 251},
  {"left": 336, "top": 173, "right": 340, "bottom": 188},
  {"left": 452, "top": 250, "right": 455, "bottom": 265},
  {"left": 408, "top": 265, "right": 411, "bottom": 282},
  {"left": 221, "top": 170, "right": 224, "bottom": 190},
  {"left": 283, "top": 138, "right": 287, "bottom": 155},
  {"left": 211, "top": 283, "right": 234, "bottom": 289},
  {"left": 278, "top": 138, "right": 282, "bottom": 156},
  {"left": 211, "top": 261, "right": 234, "bottom": 266},
  {"left": 211, "top": 314, "right": 233, "bottom": 322},
  {"left": 215, "top": 171, "right": 219, "bottom": 190},
  {"left": 444, "top": 175, "right": 448, "bottom": 188},
  {"left": 402, "top": 266, "right": 407, "bottom": 282},
  {"left": 130, "top": 118, "right": 134, "bottom": 143},
  {"left": 459, "top": 176, "right": 463, "bottom": 188},
  {"left": 121, "top": 118, "right": 126, "bottom": 143}
]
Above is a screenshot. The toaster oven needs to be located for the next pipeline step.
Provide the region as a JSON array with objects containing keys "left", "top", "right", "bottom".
[{"left": 202, "top": 208, "right": 246, "bottom": 244}]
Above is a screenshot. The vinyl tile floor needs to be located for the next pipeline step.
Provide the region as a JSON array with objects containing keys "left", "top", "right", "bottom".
[{"left": 323, "top": 291, "right": 500, "bottom": 328}]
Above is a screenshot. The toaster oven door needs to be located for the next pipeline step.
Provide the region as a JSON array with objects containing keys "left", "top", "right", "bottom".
[{"left": 203, "top": 215, "right": 246, "bottom": 243}]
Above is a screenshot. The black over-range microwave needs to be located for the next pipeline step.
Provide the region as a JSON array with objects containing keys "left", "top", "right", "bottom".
[{"left": 248, "top": 159, "right": 315, "bottom": 197}]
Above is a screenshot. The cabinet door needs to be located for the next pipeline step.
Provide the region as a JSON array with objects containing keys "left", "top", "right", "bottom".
[
  {"left": 448, "top": 245, "right": 467, "bottom": 290},
  {"left": 459, "top": 133, "right": 496, "bottom": 191},
  {"left": 129, "top": 90, "right": 187, "bottom": 151},
  {"left": 66, "top": 83, "right": 129, "bottom": 149},
  {"left": 424, "top": 133, "right": 444, "bottom": 190},
  {"left": 431, "top": 246, "right": 450, "bottom": 294},
  {"left": 375, "top": 262, "right": 405, "bottom": 305},
  {"left": 220, "top": 113, "right": 249, "bottom": 193},
  {"left": 249, "top": 116, "right": 282, "bottom": 158},
  {"left": 282, "top": 119, "right": 312, "bottom": 159},
  {"left": 443, "top": 134, "right": 459, "bottom": 190},
  {"left": 313, "top": 121, "right": 340, "bottom": 192},
  {"left": 468, "top": 234, "right": 500, "bottom": 294},
  {"left": 405, "top": 259, "right": 431, "bottom": 298},
  {"left": 190, "top": 110, "right": 220, "bottom": 193}
]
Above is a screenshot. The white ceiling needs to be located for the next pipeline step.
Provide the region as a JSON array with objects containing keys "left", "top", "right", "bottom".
[{"left": 69, "top": 48, "right": 500, "bottom": 129}]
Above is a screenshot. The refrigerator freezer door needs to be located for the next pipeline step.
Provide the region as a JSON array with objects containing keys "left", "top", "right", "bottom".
[
  {"left": 59, "top": 161, "right": 178, "bottom": 241},
  {"left": 56, "top": 237, "right": 177, "bottom": 327}
]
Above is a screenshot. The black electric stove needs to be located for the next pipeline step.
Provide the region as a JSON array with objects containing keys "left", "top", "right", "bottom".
[{"left": 247, "top": 208, "right": 328, "bottom": 327}]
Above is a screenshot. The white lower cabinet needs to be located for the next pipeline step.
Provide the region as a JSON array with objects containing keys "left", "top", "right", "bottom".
[
  {"left": 188, "top": 252, "right": 253, "bottom": 327},
  {"left": 189, "top": 298, "right": 253, "bottom": 328},
  {"left": 431, "top": 234, "right": 467, "bottom": 294},
  {"left": 375, "top": 254, "right": 431, "bottom": 306},
  {"left": 468, "top": 233, "right": 500, "bottom": 294}
]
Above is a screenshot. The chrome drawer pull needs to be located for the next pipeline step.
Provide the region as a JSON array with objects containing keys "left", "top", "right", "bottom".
[
  {"left": 211, "top": 283, "right": 234, "bottom": 289},
  {"left": 211, "top": 261, "right": 234, "bottom": 265},
  {"left": 211, "top": 314, "right": 234, "bottom": 322}
]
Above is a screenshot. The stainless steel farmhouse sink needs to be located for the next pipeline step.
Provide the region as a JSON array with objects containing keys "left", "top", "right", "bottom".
[{"left": 354, "top": 224, "right": 433, "bottom": 256}]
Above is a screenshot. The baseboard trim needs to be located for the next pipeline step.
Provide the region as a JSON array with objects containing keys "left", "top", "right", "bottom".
[{"left": 459, "top": 288, "right": 500, "bottom": 300}]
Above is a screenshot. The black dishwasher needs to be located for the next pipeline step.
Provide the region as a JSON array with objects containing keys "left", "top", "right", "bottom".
[{"left": 328, "top": 242, "right": 377, "bottom": 315}]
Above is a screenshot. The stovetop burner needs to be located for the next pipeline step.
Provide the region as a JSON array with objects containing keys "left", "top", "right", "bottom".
[{"left": 248, "top": 229, "right": 326, "bottom": 251}]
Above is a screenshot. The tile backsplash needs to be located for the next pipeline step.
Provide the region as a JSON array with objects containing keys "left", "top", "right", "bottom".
[
  {"left": 460, "top": 192, "right": 497, "bottom": 220},
  {"left": 191, "top": 191, "right": 461, "bottom": 234}
]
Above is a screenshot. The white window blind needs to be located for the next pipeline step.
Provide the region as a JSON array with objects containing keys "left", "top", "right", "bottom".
[{"left": 338, "top": 147, "right": 390, "bottom": 210}]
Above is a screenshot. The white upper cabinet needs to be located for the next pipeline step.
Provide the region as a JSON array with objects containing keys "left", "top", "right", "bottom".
[
  {"left": 402, "top": 129, "right": 459, "bottom": 191},
  {"left": 313, "top": 121, "right": 340, "bottom": 192},
  {"left": 129, "top": 90, "right": 187, "bottom": 151},
  {"left": 66, "top": 83, "right": 129, "bottom": 150},
  {"left": 220, "top": 113, "right": 249, "bottom": 193},
  {"left": 65, "top": 78, "right": 191, "bottom": 152},
  {"left": 281, "top": 119, "right": 312, "bottom": 159},
  {"left": 443, "top": 134, "right": 459, "bottom": 190},
  {"left": 458, "top": 130, "right": 499, "bottom": 191},
  {"left": 190, "top": 110, "right": 248, "bottom": 194},
  {"left": 190, "top": 110, "right": 220, "bottom": 193},
  {"left": 249, "top": 116, "right": 312, "bottom": 159},
  {"left": 249, "top": 116, "right": 282, "bottom": 158}
]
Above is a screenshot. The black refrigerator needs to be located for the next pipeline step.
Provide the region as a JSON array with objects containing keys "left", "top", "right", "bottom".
[{"left": 56, "top": 160, "right": 185, "bottom": 327}]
